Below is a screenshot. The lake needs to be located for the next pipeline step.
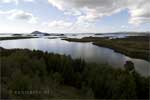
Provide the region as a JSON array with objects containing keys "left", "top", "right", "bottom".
[{"left": 0, "top": 37, "right": 149, "bottom": 76}]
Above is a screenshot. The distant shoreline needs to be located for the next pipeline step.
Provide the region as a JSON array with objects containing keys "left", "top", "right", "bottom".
[
  {"left": 0, "top": 31, "right": 150, "bottom": 35},
  {"left": 0, "top": 36, "right": 38, "bottom": 41},
  {"left": 63, "top": 36, "right": 149, "bottom": 61}
]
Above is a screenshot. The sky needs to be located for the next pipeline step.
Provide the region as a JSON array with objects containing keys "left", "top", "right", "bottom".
[{"left": 0, "top": 0, "right": 150, "bottom": 33}]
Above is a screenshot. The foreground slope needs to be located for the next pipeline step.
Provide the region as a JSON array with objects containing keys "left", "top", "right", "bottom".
[{"left": 0, "top": 47, "right": 149, "bottom": 99}]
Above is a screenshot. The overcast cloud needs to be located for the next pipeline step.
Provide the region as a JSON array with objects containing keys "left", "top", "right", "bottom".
[{"left": 48, "top": 0, "right": 150, "bottom": 25}]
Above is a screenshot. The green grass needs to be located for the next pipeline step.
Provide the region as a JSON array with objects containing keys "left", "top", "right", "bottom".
[{"left": 63, "top": 36, "right": 149, "bottom": 61}]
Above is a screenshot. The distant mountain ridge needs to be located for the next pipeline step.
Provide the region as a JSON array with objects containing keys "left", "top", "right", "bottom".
[
  {"left": 31, "top": 31, "right": 49, "bottom": 35},
  {"left": 31, "top": 31, "right": 65, "bottom": 36}
]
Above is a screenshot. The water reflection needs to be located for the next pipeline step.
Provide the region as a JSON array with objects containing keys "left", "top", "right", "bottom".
[{"left": 0, "top": 38, "right": 149, "bottom": 76}]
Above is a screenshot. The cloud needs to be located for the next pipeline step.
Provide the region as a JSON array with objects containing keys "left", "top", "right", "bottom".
[
  {"left": 128, "top": 0, "right": 150, "bottom": 25},
  {"left": 0, "top": 0, "right": 17, "bottom": 4},
  {"left": 0, "top": 9, "right": 16, "bottom": 14},
  {"left": 0, "top": 0, "right": 34, "bottom": 4},
  {"left": 121, "top": 25, "right": 128, "bottom": 29},
  {"left": 64, "top": 9, "right": 82, "bottom": 16},
  {"left": 48, "top": 20, "right": 72, "bottom": 28},
  {"left": 48, "top": 0, "right": 125, "bottom": 23},
  {"left": 0, "top": 9, "right": 38, "bottom": 24},
  {"left": 48, "top": 0, "right": 150, "bottom": 25}
]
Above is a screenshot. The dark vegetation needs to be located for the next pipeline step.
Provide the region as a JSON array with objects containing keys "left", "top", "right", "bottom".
[
  {"left": 0, "top": 47, "right": 149, "bottom": 99},
  {"left": 63, "top": 36, "right": 150, "bottom": 61},
  {"left": 31, "top": 31, "right": 65, "bottom": 36},
  {"left": 95, "top": 32, "right": 150, "bottom": 35},
  {"left": 31, "top": 31, "right": 50, "bottom": 36},
  {"left": 0, "top": 36, "right": 38, "bottom": 41},
  {"left": 12, "top": 34, "right": 23, "bottom": 36},
  {"left": 47, "top": 36, "right": 67, "bottom": 39}
]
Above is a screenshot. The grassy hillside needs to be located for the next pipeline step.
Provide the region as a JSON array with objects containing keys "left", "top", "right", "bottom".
[{"left": 0, "top": 47, "right": 149, "bottom": 99}]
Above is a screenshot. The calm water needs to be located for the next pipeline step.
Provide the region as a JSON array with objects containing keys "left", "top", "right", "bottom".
[{"left": 0, "top": 37, "right": 149, "bottom": 76}]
